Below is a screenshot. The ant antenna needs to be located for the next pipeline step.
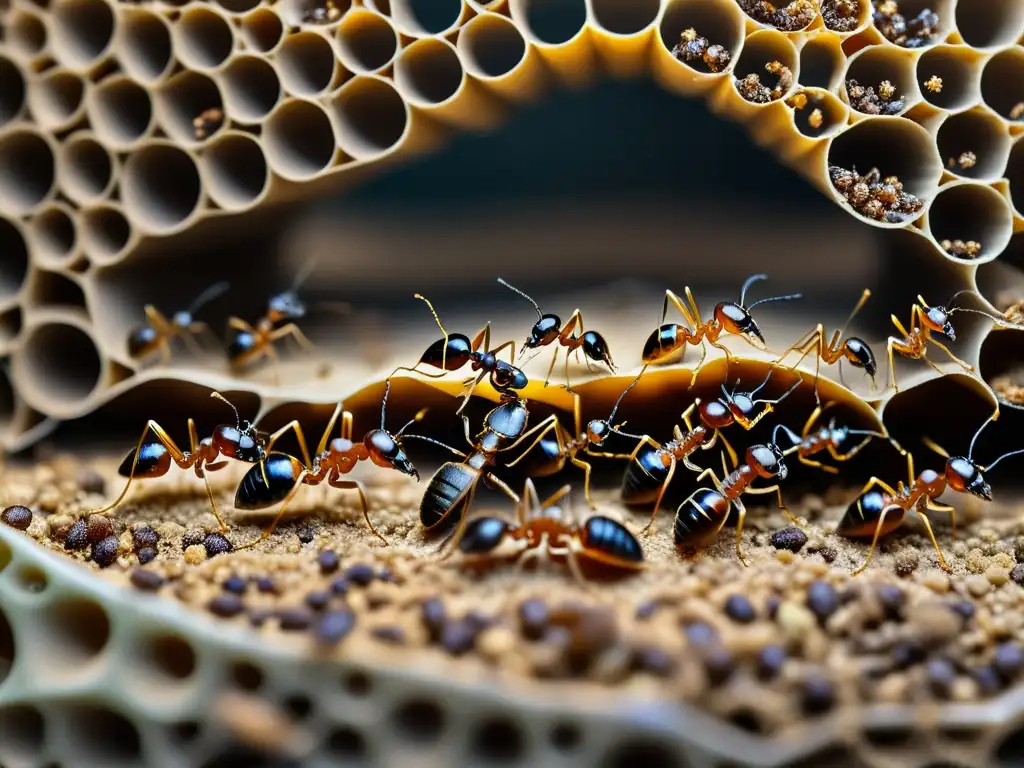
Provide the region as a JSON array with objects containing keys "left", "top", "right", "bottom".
[
  {"left": 750, "top": 367, "right": 774, "bottom": 398},
  {"left": 968, "top": 406, "right": 1000, "bottom": 461},
  {"left": 984, "top": 447, "right": 1024, "bottom": 472},
  {"left": 397, "top": 409, "right": 428, "bottom": 437},
  {"left": 608, "top": 365, "right": 647, "bottom": 424},
  {"left": 380, "top": 378, "right": 392, "bottom": 430},
  {"left": 739, "top": 274, "right": 767, "bottom": 307},
  {"left": 210, "top": 391, "right": 241, "bottom": 428},
  {"left": 747, "top": 291, "right": 804, "bottom": 310},
  {"left": 188, "top": 281, "right": 230, "bottom": 315},
  {"left": 414, "top": 293, "right": 451, "bottom": 370},
  {"left": 401, "top": 433, "right": 466, "bottom": 459},
  {"left": 497, "top": 278, "right": 543, "bottom": 320},
  {"left": 758, "top": 377, "right": 801, "bottom": 407},
  {"left": 291, "top": 256, "right": 318, "bottom": 292},
  {"left": 771, "top": 423, "right": 802, "bottom": 454},
  {"left": 839, "top": 288, "right": 871, "bottom": 338}
]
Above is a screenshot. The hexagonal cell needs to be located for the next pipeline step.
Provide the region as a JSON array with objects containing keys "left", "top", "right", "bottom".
[
  {"left": 60, "top": 134, "right": 115, "bottom": 206},
  {"left": 508, "top": 0, "right": 587, "bottom": 45},
  {"left": 336, "top": 9, "right": 398, "bottom": 74},
  {"left": 201, "top": 132, "right": 270, "bottom": 211},
  {"left": 121, "top": 144, "right": 203, "bottom": 234},
  {"left": 116, "top": 8, "right": 174, "bottom": 84},
  {"left": 389, "top": 0, "right": 463, "bottom": 36},
  {"left": 954, "top": 0, "right": 1024, "bottom": 49},
  {"left": 155, "top": 70, "right": 226, "bottom": 146},
  {"left": 28, "top": 68, "right": 87, "bottom": 132},
  {"left": 0, "top": 130, "right": 56, "bottom": 216},
  {"left": 277, "top": 31, "right": 339, "bottom": 97},
  {"left": 328, "top": 77, "right": 408, "bottom": 161},
  {"left": 935, "top": 109, "right": 1012, "bottom": 182},
  {"left": 51, "top": 0, "right": 116, "bottom": 68},
  {"left": 982, "top": 48, "right": 1024, "bottom": 125},
  {"left": 6, "top": 9, "right": 48, "bottom": 60},
  {"left": 658, "top": 0, "right": 745, "bottom": 76},
  {"left": 87, "top": 75, "right": 154, "bottom": 150},
  {"left": 590, "top": 0, "right": 659, "bottom": 36},
  {"left": 394, "top": 39, "right": 464, "bottom": 106},
  {"left": 917, "top": 45, "right": 982, "bottom": 113},
  {"left": 799, "top": 34, "right": 845, "bottom": 91},
  {"left": 239, "top": 7, "right": 284, "bottom": 53},
  {"left": 263, "top": 98, "right": 337, "bottom": 180},
  {"left": 174, "top": 5, "right": 235, "bottom": 71},
  {"left": 218, "top": 55, "right": 282, "bottom": 124}
]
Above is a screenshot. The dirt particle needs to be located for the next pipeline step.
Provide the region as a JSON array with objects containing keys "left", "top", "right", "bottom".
[
  {"left": 137, "top": 546, "right": 157, "bottom": 564},
  {"left": 777, "top": 601, "right": 817, "bottom": 638},
  {"left": 77, "top": 468, "right": 106, "bottom": 495},
  {"left": 986, "top": 565, "right": 1010, "bottom": 587},
  {"left": 756, "top": 644, "right": 786, "bottom": 680},
  {"left": 91, "top": 535, "right": 119, "bottom": 567},
  {"left": 184, "top": 544, "right": 206, "bottom": 565},
  {"left": 182, "top": 529, "right": 205, "bottom": 548},
  {"left": 806, "top": 581, "right": 840, "bottom": 620},
  {"left": 318, "top": 550, "right": 340, "bottom": 574},
  {"left": 801, "top": 675, "right": 836, "bottom": 714},
  {"left": 994, "top": 642, "right": 1024, "bottom": 680},
  {"left": 894, "top": 549, "right": 919, "bottom": 576},
  {"left": 209, "top": 593, "right": 244, "bottom": 618},
  {"left": 908, "top": 602, "right": 960, "bottom": 646},
  {"left": 131, "top": 524, "right": 159, "bottom": 550},
  {"left": 441, "top": 618, "right": 478, "bottom": 656},
  {"left": 924, "top": 75, "right": 942, "bottom": 93},
  {"left": 344, "top": 563, "right": 375, "bottom": 586},
  {"left": 771, "top": 527, "right": 808, "bottom": 553},
  {"left": 278, "top": 608, "right": 314, "bottom": 631},
  {"left": 130, "top": 567, "right": 165, "bottom": 591},
  {"left": 314, "top": 609, "right": 355, "bottom": 646},
  {"left": 305, "top": 590, "right": 331, "bottom": 612},
  {"left": 966, "top": 574, "right": 991, "bottom": 597},
  {"left": 204, "top": 532, "right": 233, "bottom": 558},
  {"left": 920, "top": 569, "right": 950, "bottom": 593},
  {"left": 2, "top": 505, "right": 32, "bottom": 530},
  {"left": 724, "top": 594, "right": 756, "bottom": 624},
  {"left": 86, "top": 514, "right": 113, "bottom": 543},
  {"left": 1010, "top": 563, "right": 1024, "bottom": 585},
  {"left": 519, "top": 598, "right": 550, "bottom": 640}
]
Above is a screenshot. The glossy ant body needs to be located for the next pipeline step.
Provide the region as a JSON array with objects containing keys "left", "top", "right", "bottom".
[
  {"left": 393, "top": 294, "right": 527, "bottom": 416},
  {"left": 773, "top": 401, "right": 897, "bottom": 475},
  {"left": 622, "top": 369, "right": 801, "bottom": 522},
  {"left": 227, "top": 287, "right": 317, "bottom": 379},
  {"left": 774, "top": 288, "right": 877, "bottom": 398},
  {"left": 91, "top": 392, "right": 302, "bottom": 532},
  {"left": 127, "top": 281, "right": 229, "bottom": 364},
  {"left": 497, "top": 278, "right": 615, "bottom": 391},
  {"left": 839, "top": 407, "right": 1024, "bottom": 575},
  {"left": 233, "top": 381, "right": 423, "bottom": 545},
  {"left": 674, "top": 431, "right": 800, "bottom": 565},
  {"left": 439, "top": 479, "right": 643, "bottom": 583},
  {"left": 641, "top": 274, "right": 801, "bottom": 388}
]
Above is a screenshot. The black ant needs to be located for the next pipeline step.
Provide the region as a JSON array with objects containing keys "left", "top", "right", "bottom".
[
  {"left": 89, "top": 392, "right": 303, "bottom": 532},
  {"left": 391, "top": 293, "right": 527, "bottom": 416},
  {"left": 839, "top": 406, "right": 1024, "bottom": 575},
  {"left": 437, "top": 479, "right": 643, "bottom": 583},
  {"left": 773, "top": 401, "right": 899, "bottom": 475},
  {"left": 641, "top": 273, "right": 802, "bottom": 388},
  {"left": 674, "top": 429, "right": 802, "bottom": 565},
  {"left": 622, "top": 368, "right": 801, "bottom": 523},
  {"left": 232, "top": 380, "right": 423, "bottom": 546},
  {"left": 774, "top": 288, "right": 877, "bottom": 398},
  {"left": 497, "top": 277, "right": 615, "bottom": 391},
  {"left": 127, "top": 281, "right": 229, "bottom": 364}
]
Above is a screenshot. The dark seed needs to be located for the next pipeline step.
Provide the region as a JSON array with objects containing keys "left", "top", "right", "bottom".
[
  {"left": 91, "top": 535, "right": 120, "bottom": 567},
  {"left": 315, "top": 609, "right": 356, "bottom": 646},
  {"left": 632, "top": 645, "right": 676, "bottom": 677},
  {"left": 182, "top": 530, "right": 205, "bottom": 548},
  {"left": 756, "top": 645, "right": 787, "bottom": 681},
  {"left": 278, "top": 608, "right": 313, "bottom": 631},
  {"left": 994, "top": 642, "right": 1024, "bottom": 680},
  {"left": 297, "top": 524, "right": 315, "bottom": 544},
  {"left": 317, "top": 550, "right": 340, "bottom": 574},
  {"left": 765, "top": 595, "right": 782, "bottom": 619},
  {"left": 441, "top": 619, "right": 477, "bottom": 656},
  {"left": 703, "top": 646, "right": 736, "bottom": 686},
  {"left": 684, "top": 621, "right": 718, "bottom": 648},
  {"left": 724, "top": 594, "right": 756, "bottom": 624},
  {"left": 519, "top": 598, "right": 550, "bottom": 640},
  {"left": 877, "top": 585, "right": 905, "bottom": 619},
  {"left": 249, "top": 609, "right": 274, "bottom": 628},
  {"left": 801, "top": 676, "right": 836, "bottom": 714},
  {"left": 256, "top": 576, "right": 277, "bottom": 594},
  {"left": 203, "top": 532, "right": 232, "bottom": 558},
  {"left": 891, "top": 640, "right": 926, "bottom": 670},
  {"left": 77, "top": 468, "right": 106, "bottom": 495},
  {"left": 86, "top": 514, "right": 113, "bottom": 543},
  {"left": 305, "top": 590, "right": 331, "bottom": 612},
  {"left": 1, "top": 505, "right": 32, "bottom": 531},
  {"left": 137, "top": 546, "right": 157, "bottom": 565},
  {"left": 223, "top": 575, "right": 247, "bottom": 594},
  {"left": 65, "top": 519, "right": 88, "bottom": 550},
  {"left": 770, "top": 527, "right": 808, "bottom": 553},
  {"left": 130, "top": 568, "right": 164, "bottom": 591},
  {"left": 208, "top": 594, "right": 244, "bottom": 618},
  {"left": 818, "top": 546, "right": 837, "bottom": 563},
  {"left": 330, "top": 577, "right": 349, "bottom": 596},
  {"left": 131, "top": 524, "right": 159, "bottom": 550},
  {"left": 378, "top": 568, "right": 397, "bottom": 583},
  {"left": 371, "top": 626, "right": 405, "bottom": 645},
  {"left": 464, "top": 610, "right": 494, "bottom": 631},
  {"left": 971, "top": 665, "right": 1003, "bottom": 695},
  {"left": 421, "top": 597, "right": 446, "bottom": 641},
  {"left": 345, "top": 563, "right": 375, "bottom": 586},
  {"left": 806, "top": 581, "right": 840, "bottom": 621},
  {"left": 1011, "top": 563, "right": 1024, "bottom": 586},
  {"left": 927, "top": 658, "right": 956, "bottom": 694},
  {"left": 949, "top": 600, "right": 976, "bottom": 621},
  {"left": 635, "top": 600, "right": 660, "bottom": 620}
]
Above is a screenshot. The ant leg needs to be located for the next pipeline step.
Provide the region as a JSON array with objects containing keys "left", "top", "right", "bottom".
[
  {"left": 561, "top": 542, "right": 593, "bottom": 588},
  {"left": 684, "top": 286, "right": 703, "bottom": 328},
  {"left": 660, "top": 289, "right": 698, "bottom": 327},
  {"left": 497, "top": 414, "right": 564, "bottom": 455},
  {"left": 503, "top": 418, "right": 563, "bottom": 468},
  {"left": 850, "top": 507, "right": 895, "bottom": 576},
  {"left": 159, "top": 339, "right": 173, "bottom": 366},
  {"left": 688, "top": 340, "right": 709, "bottom": 390},
  {"left": 925, "top": 498, "right": 957, "bottom": 540},
  {"left": 314, "top": 403, "right": 344, "bottom": 456},
  {"left": 488, "top": 339, "right": 518, "bottom": 364},
  {"left": 886, "top": 337, "right": 901, "bottom": 394},
  {"left": 745, "top": 484, "right": 799, "bottom": 525},
  {"left": 774, "top": 327, "right": 822, "bottom": 369},
  {"left": 928, "top": 340, "right": 974, "bottom": 372},
  {"left": 434, "top": 483, "right": 480, "bottom": 561},
  {"left": 486, "top": 472, "right": 522, "bottom": 505},
  {"left": 800, "top": 455, "right": 840, "bottom": 475},
  {"left": 733, "top": 498, "right": 749, "bottom": 567},
  {"left": 90, "top": 421, "right": 188, "bottom": 515},
  {"left": 188, "top": 321, "right": 222, "bottom": 351},
  {"left": 543, "top": 347, "right": 559, "bottom": 388},
  {"left": 228, "top": 316, "right": 256, "bottom": 333},
  {"left": 269, "top": 323, "right": 317, "bottom": 354},
  {"left": 641, "top": 457, "right": 677, "bottom": 534},
  {"left": 456, "top": 371, "right": 487, "bottom": 417},
  {"left": 237, "top": 471, "right": 309, "bottom": 549},
  {"left": 909, "top": 505, "right": 952, "bottom": 572},
  {"left": 266, "top": 421, "right": 314, "bottom": 469},
  {"left": 828, "top": 434, "right": 878, "bottom": 463},
  {"left": 713, "top": 429, "right": 739, "bottom": 469},
  {"left": 569, "top": 455, "right": 596, "bottom": 510},
  {"left": 329, "top": 478, "right": 386, "bottom": 545},
  {"left": 201, "top": 472, "right": 229, "bottom": 532}
]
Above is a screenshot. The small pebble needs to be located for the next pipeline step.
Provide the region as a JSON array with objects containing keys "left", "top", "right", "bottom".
[
  {"left": 129, "top": 568, "right": 165, "bottom": 591},
  {"left": 877, "top": 585, "right": 905, "bottom": 619},
  {"left": 131, "top": 525, "right": 159, "bottom": 550},
  {"left": 519, "top": 599, "right": 550, "bottom": 640},
  {"left": 971, "top": 665, "right": 1002, "bottom": 695},
  {"left": 920, "top": 569, "right": 950, "bottom": 593},
  {"left": 894, "top": 550, "right": 918, "bottom": 576},
  {"left": 909, "top": 603, "right": 960, "bottom": 647},
  {"left": 208, "top": 594, "right": 244, "bottom": 618},
  {"left": 987, "top": 565, "right": 1010, "bottom": 587},
  {"left": 966, "top": 574, "right": 991, "bottom": 598},
  {"left": 1, "top": 505, "right": 32, "bottom": 531},
  {"left": 771, "top": 527, "right": 808, "bottom": 553},
  {"left": 703, "top": 646, "right": 736, "bottom": 686},
  {"left": 315, "top": 609, "right": 355, "bottom": 646},
  {"left": 949, "top": 600, "right": 976, "bottom": 621},
  {"left": 86, "top": 515, "right": 114, "bottom": 543},
  {"left": 77, "top": 468, "right": 106, "bottom": 495},
  {"left": 278, "top": 608, "right": 314, "bottom": 631},
  {"left": 184, "top": 545, "right": 206, "bottom": 565},
  {"left": 777, "top": 601, "right": 817, "bottom": 637},
  {"left": 296, "top": 523, "right": 315, "bottom": 544},
  {"left": 806, "top": 581, "right": 839, "bottom": 621},
  {"left": 421, "top": 597, "right": 446, "bottom": 641},
  {"left": 927, "top": 658, "right": 956, "bottom": 695},
  {"left": 330, "top": 577, "right": 349, "bottom": 596},
  {"left": 478, "top": 627, "right": 516, "bottom": 661},
  {"left": 345, "top": 564, "right": 375, "bottom": 586},
  {"left": 318, "top": 550, "right": 340, "bottom": 574},
  {"left": 684, "top": 622, "right": 718, "bottom": 648},
  {"left": 137, "top": 546, "right": 157, "bottom": 565},
  {"left": 91, "top": 535, "right": 119, "bottom": 568},
  {"left": 371, "top": 626, "right": 405, "bottom": 645},
  {"left": 1011, "top": 564, "right": 1024, "bottom": 585},
  {"left": 724, "top": 594, "right": 756, "bottom": 624},
  {"left": 223, "top": 575, "right": 247, "bottom": 594},
  {"left": 994, "top": 642, "right": 1024, "bottom": 679},
  {"left": 248, "top": 609, "right": 274, "bottom": 628},
  {"left": 632, "top": 645, "right": 676, "bottom": 677},
  {"left": 801, "top": 675, "right": 836, "bottom": 714},
  {"left": 256, "top": 577, "right": 277, "bottom": 594},
  {"left": 441, "top": 619, "right": 477, "bottom": 656},
  {"left": 204, "top": 532, "right": 232, "bottom": 558},
  {"left": 305, "top": 590, "right": 331, "bottom": 611},
  {"left": 756, "top": 645, "right": 786, "bottom": 680},
  {"left": 182, "top": 529, "right": 205, "bottom": 548}
]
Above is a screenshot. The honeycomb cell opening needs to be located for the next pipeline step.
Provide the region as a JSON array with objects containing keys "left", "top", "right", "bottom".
[
  {"left": 219, "top": 56, "right": 282, "bottom": 123},
  {"left": 799, "top": 36, "right": 845, "bottom": 91},
  {"left": 88, "top": 76, "right": 154, "bottom": 149},
  {"left": 0, "top": 604, "right": 13, "bottom": 688},
  {"left": 8, "top": 9, "right": 47, "bottom": 59},
  {"left": 61, "top": 135, "right": 115, "bottom": 205},
  {"left": 156, "top": 70, "right": 226, "bottom": 145},
  {"left": 470, "top": 717, "right": 528, "bottom": 763},
  {"left": 63, "top": 705, "right": 142, "bottom": 762},
  {"left": 240, "top": 7, "right": 284, "bottom": 53},
  {"left": 264, "top": 99, "right": 337, "bottom": 180},
  {"left": 52, "top": 0, "right": 116, "bottom": 68},
  {"left": 793, "top": 89, "right": 847, "bottom": 139},
  {"left": 217, "top": 0, "right": 261, "bottom": 13},
  {"left": 392, "top": 698, "right": 447, "bottom": 744},
  {"left": 659, "top": 0, "right": 745, "bottom": 75},
  {"left": 202, "top": 133, "right": 269, "bottom": 211},
  {"left": 122, "top": 144, "right": 203, "bottom": 233},
  {"left": 326, "top": 725, "right": 367, "bottom": 758},
  {"left": 935, "top": 109, "right": 1011, "bottom": 182},
  {"left": 0, "top": 56, "right": 26, "bottom": 128},
  {"left": 732, "top": 29, "right": 799, "bottom": 104},
  {"left": 0, "top": 130, "right": 56, "bottom": 215},
  {"left": 29, "top": 207, "right": 77, "bottom": 267},
  {"left": 603, "top": 737, "right": 681, "bottom": 768},
  {"left": 117, "top": 9, "right": 174, "bottom": 84},
  {"left": 917, "top": 45, "right": 981, "bottom": 112},
  {"left": 390, "top": 0, "right": 462, "bottom": 36},
  {"left": 509, "top": 0, "right": 587, "bottom": 46},
  {"left": 28, "top": 69, "right": 86, "bottom": 131},
  {"left": 845, "top": 45, "right": 918, "bottom": 116},
  {"left": 0, "top": 705, "right": 45, "bottom": 765},
  {"left": 1008, "top": 140, "right": 1024, "bottom": 217},
  {"left": 0, "top": 217, "right": 29, "bottom": 304},
  {"left": 591, "top": 0, "right": 659, "bottom": 35},
  {"left": 395, "top": 39, "right": 463, "bottom": 105},
  {"left": 30, "top": 271, "right": 87, "bottom": 311},
  {"left": 175, "top": 6, "right": 235, "bottom": 71},
  {"left": 141, "top": 633, "right": 198, "bottom": 681},
  {"left": 337, "top": 9, "right": 399, "bottom": 74},
  {"left": 329, "top": 78, "right": 408, "bottom": 160},
  {"left": 460, "top": 14, "right": 528, "bottom": 80},
  {"left": 980, "top": 48, "right": 1024, "bottom": 124},
  {"left": 277, "top": 31, "right": 339, "bottom": 97},
  {"left": 18, "top": 323, "right": 103, "bottom": 408},
  {"left": 954, "top": 0, "right": 1024, "bottom": 49},
  {"left": 81, "top": 206, "right": 131, "bottom": 263}
]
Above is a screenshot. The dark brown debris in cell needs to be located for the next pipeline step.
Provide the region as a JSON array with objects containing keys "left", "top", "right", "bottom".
[
  {"left": 671, "top": 28, "right": 733, "bottom": 74},
  {"left": 946, "top": 151, "right": 977, "bottom": 170},
  {"left": 940, "top": 239, "right": 982, "bottom": 258},
  {"left": 738, "top": 0, "right": 818, "bottom": 31},
  {"left": 1, "top": 505, "right": 32, "bottom": 530},
  {"left": 808, "top": 108, "right": 824, "bottom": 128},
  {"left": 872, "top": 1, "right": 940, "bottom": 48},
  {"left": 828, "top": 165, "right": 924, "bottom": 222},
  {"left": 736, "top": 61, "right": 793, "bottom": 104},
  {"left": 301, "top": 0, "right": 343, "bottom": 24},
  {"left": 192, "top": 108, "right": 224, "bottom": 141},
  {"left": 846, "top": 78, "right": 906, "bottom": 115},
  {"left": 821, "top": 0, "right": 861, "bottom": 32}
]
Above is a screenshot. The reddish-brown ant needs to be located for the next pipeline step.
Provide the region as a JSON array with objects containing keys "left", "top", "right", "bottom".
[
  {"left": 774, "top": 288, "right": 877, "bottom": 398},
  {"left": 621, "top": 368, "right": 801, "bottom": 522},
  {"left": 90, "top": 392, "right": 305, "bottom": 532},
  {"left": 773, "top": 401, "right": 900, "bottom": 475},
  {"left": 641, "top": 274, "right": 802, "bottom": 388},
  {"left": 232, "top": 380, "right": 424, "bottom": 545},
  {"left": 436, "top": 479, "right": 643, "bottom": 583},
  {"left": 496, "top": 278, "right": 615, "bottom": 391},
  {"left": 839, "top": 407, "right": 1024, "bottom": 575},
  {"left": 392, "top": 294, "right": 527, "bottom": 416},
  {"left": 127, "top": 281, "right": 229, "bottom": 364}
]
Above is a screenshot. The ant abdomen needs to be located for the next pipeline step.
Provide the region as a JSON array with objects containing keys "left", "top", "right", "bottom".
[
  {"left": 234, "top": 453, "right": 303, "bottom": 510},
  {"left": 843, "top": 337, "right": 876, "bottom": 374},
  {"left": 118, "top": 441, "right": 172, "bottom": 478},
  {"left": 641, "top": 324, "right": 685, "bottom": 364},
  {"left": 581, "top": 516, "right": 643, "bottom": 563},
  {"left": 837, "top": 489, "right": 900, "bottom": 538},
  {"left": 420, "top": 462, "right": 479, "bottom": 531},
  {"left": 228, "top": 330, "right": 258, "bottom": 364},
  {"left": 127, "top": 326, "right": 160, "bottom": 359},
  {"left": 621, "top": 443, "right": 670, "bottom": 506},
  {"left": 458, "top": 516, "right": 511, "bottom": 553},
  {"left": 582, "top": 331, "right": 613, "bottom": 367},
  {"left": 675, "top": 488, "right": 730, "bottom": 548},
  {"left": 419, "top": 334, "right": 473, "bottom": 371}
]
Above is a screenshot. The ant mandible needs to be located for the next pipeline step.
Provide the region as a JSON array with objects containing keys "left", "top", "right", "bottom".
[
  {"left": 232, "top": 380, "right": 423, "bottom": 546},
  {"left": 641, "top": 274, "right": 802, "bottom": 389},
  {"left": 839, "top": 406, "right": 1024, "bottom": 575},
  {"left": 89, "top": 392, "right": 306, "bottom": 532},
  {"left": 773, "top": 401, "right": 901, "bottom": 475},
  {"left": 127, "top": 281, "right": 229, "bottom": 365},
  {"left": 496, "top": 278, "right": 615, "bottom": 391},
  {"left": 436, "top": 479, "right": 643, "bottom": 583},
  {"left": 392, "top": 294, "right": 527, "bottom": 416},
  {"left": 774, "top": 288, "right": 877, "bottom": 399}
]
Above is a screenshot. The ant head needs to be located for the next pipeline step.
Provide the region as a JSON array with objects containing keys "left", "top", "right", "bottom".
[
  {"left": 492, "top": 361, "right": 529, "bottom": 392},
  {"left": 714, "top": 302, "right": 766, "bottom": 349},
  {"left": 212, "top": 424, "right": 266, "bottom": 462},
  {"left": 586, "top": 418, "right": 611, "bottom": 445},
  {"left": 920, "top": 300, "right": 955, "bottom": 340},
  {"left": 843, "top": 337, "right": 877, "bottom": 377},
  {"left": 527, "top": 314, "right": 561, "bottom": 348},
  {"left": 726, "top": 390, "right": 756, "bottom": 420},
  {"left": 698, "top": 397, "right": 733, "bottom": 429},
  {"left": 363, "top": 429, "right": 419, "bottom": 481},
  {"left": 945, "top": 456, "right": 991, "bottom": 501},
  {"left": 268, "top": 291, "right": 306, "bottom": 322},
  {"left": 171, "top": 311, "right": 193, "bottom": 329},
  {"left": 747, "top": 443, "right": 788, "bottom": 481}
]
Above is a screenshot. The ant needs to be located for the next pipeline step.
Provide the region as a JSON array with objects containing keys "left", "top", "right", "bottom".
[
  {"left": 497, "top": 278, "right": 615, "bottom": 391},
  {"left": 641, "top": 273, "right": 802, "bottom": 388},
  {"left": 232, "top": 380, "right": 423, "bottom": 546},
  {"left": 774, "top": 288, "right": 877, "bottom": 399},
  {"left": 501, "top": 371, "right": 647, "bottom": 509},
  {"left": 391, "top": 294, "right": 527, "bottom": 416},
  {"left": 673, "top": 430, "right": 801, "bottom": 565},
  {"left": 89, "top": 392, "right": 304, "bottom": 532},
  {"left": 839, "top": 407, "right": 1024, "bottom": 575},
  {"left": 437, "top": 479, "right": 643, "bottom": 583},
  {"left": 622, "top": 368, "right": 801, "bottom": 523},
  {"left": 772, "top": 401, "right": 900, "bottom": 475},
  {"left": 127, "top": 281, "right": 229, "bottom": 364}
]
